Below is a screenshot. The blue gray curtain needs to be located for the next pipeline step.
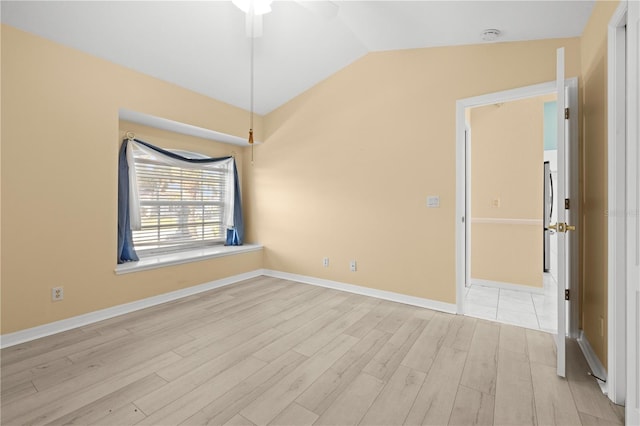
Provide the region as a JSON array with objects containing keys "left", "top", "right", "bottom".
[
  {"left": 117, "top": 141, "right": 139, "bottom": 263},
  {"left": 117, "top": 138, "right": 245, "bottom": 264}
]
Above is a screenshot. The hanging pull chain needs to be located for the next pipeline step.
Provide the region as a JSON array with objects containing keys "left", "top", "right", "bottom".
[
  {"left": 249, "top": 129, "right": 254, "bottom": 163},
  {"left": 248, "top": 8, "right": 255, "bottom": 165}
]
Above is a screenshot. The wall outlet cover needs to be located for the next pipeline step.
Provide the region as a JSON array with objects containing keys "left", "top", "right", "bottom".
[
  {"left": 52, "top": 287, "right": 64, "bottom": 301},
  {"left": 427, "top": 196, "right": 440, "bottom": 208}
]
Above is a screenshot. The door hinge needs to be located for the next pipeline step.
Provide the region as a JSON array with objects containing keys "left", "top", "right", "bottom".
[
  {"left": 565, "top": 198, "right": 570, "bottom": 209},
  {"left": 565, "top": 289, "right": 570, "bottom": 301},
  {"left": 565, "top": 107, "right": 570, "bottom": 119}
]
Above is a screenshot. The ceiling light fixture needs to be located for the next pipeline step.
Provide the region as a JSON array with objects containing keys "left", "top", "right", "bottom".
[
  {"left": 481, "top": 29, "right": 501, "bottom": 42},
  {"left": 232, "top": 0, "right": 273, "bottom": 16},
  {"left": 233, "top": 0, "right": 273, "bottom": 37}
]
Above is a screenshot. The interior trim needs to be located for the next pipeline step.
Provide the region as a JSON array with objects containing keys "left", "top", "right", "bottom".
[
  {"left": 606, "top": 0, "right": 628, "bottom": 405},
  {"left": 119, "top": 108, "right": 262, "bottom": 146},
  {"left": 1, "top": 268, "right": 457, "bottom": 349},
  {"left": 114, "top": 244, "right": 263, "bottom": 275},
  {"left": 0, "top": 269, "right": 265, "bottom": 349},
  {"left": 578, "top": 330, "right": 608, "bottom": 393},
  {"left": 263, "top": 269, "right": 457, "bottom": 314}
]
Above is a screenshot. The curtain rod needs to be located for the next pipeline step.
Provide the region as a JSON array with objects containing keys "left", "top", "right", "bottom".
[{"left": 123, "top": 131, "right": 236, "bottom": 158}]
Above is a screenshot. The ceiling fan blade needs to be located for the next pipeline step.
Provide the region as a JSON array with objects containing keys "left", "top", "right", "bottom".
[{"left": 296, "top": 1, "right": 338, "bottom": 20}]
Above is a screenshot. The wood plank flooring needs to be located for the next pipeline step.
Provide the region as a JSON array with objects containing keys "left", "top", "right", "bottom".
[{"left": 1, "top": 276, "right": 625, "bottom": 425}]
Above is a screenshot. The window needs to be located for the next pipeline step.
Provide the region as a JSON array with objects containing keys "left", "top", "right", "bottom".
[{"left": 125, "top": 141, "right": 236, "bottom": 257}]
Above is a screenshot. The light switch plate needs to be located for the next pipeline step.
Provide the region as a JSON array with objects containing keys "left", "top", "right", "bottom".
[{"left": 427, "top": 196, "right": 440, "bottom": 208}]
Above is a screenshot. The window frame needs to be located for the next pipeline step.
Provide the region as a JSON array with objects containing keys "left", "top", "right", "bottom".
[{"left": 128, "top": 145, "right": 233, "bottom": 258}]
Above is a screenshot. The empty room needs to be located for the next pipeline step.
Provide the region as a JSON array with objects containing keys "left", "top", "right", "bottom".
[{"left": 1, "top": 1, "right": 638, "bottom": 425}]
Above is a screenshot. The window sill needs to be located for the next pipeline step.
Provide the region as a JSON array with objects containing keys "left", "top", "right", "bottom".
[{"left": 114, "top": 244, "right": 263, "bottom": 275}]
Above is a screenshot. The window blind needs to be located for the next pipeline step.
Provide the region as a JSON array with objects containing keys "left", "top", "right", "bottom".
[{"left": 131, "top": 154, "right": 229, "bottom": 255}]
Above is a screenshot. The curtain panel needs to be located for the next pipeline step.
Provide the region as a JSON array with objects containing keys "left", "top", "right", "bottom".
[{"left": 117, "top": 138, "right": 244, "bottom": 264}]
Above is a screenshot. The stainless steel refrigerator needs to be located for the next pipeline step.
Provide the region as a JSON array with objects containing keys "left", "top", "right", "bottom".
[{"left": 543, "top": 161, "right": 553, "bottom": 272}]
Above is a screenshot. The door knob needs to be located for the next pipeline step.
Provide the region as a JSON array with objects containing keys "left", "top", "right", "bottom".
[{"left": 549, "top": 222, "right": 575, "bottom": 233}]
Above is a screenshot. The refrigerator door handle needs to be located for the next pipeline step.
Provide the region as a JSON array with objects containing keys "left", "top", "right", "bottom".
[{"left": 549, "top": 171, "right": 553, "bottom": 222}]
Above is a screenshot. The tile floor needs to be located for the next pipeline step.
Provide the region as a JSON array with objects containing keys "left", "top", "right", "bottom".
[{"left": 464, "top": 234, "right": 558, "bottom": 333}]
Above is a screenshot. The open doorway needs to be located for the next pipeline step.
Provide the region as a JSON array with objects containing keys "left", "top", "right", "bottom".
[
  {"left": 455, "top": 77, "right": 579, "bottom": 344},
  {"left": 462, "top": 93, "right": 558, "bottom": 332}
]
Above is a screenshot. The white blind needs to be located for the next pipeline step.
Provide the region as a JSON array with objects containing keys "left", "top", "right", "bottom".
[{"left": 128, "top": 142, "right": 234, "bottom": 256}]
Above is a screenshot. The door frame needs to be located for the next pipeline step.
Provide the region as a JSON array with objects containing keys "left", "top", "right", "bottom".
[
  {"left": 623, "top": 0, "right": 640, "bottom": 422},
  {"left": 607, "top": 0, "right": 628, "bottom": 406},
  {"left": 465, "top": 125, "right": 472, "bottom": 289},
  {"left": 455, "top": 78, "right": 580, "bottom": 339}
]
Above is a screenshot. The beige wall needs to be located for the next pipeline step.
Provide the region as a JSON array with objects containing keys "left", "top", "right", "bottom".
[
  {"left": 579, "top": 0, "right": 620, "bottom": 367},
  {"left": 0, "top": 25, "right": 263, "bottom": 334},
  {"left": 2, "top": 7, "right": 612, "bottom": 351},
  {"left": 469, "top": 95, "right": 555, "bottom": 288},
  {"left": 246, "top": 38, "right": 581, "bottom": 304}
]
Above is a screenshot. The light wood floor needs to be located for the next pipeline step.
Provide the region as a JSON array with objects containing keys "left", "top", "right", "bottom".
[{"left": 1, "top": 276, "right": 625, "bottom": 425}]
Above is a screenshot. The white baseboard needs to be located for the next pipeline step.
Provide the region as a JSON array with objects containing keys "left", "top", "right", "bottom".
[
  {"left": 0, "top": 269, "right": 265, "bottom": 349},
  {"left": 470, "top": 278, "right": 545, "bottom": 294},
  {"left": 1, "top": 268, "right": 456, "bottom": 349},
  {"left": 577, "top": 330, "right": 608, "bottom": 394},
  {"left": 263, "top": 269, "right": 457, "bottom": 314}
]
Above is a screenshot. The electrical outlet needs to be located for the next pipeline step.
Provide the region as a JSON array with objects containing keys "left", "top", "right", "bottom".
[
  {"left": 323, "top": 257, "right": 329, "bottom": 267},
  {"left": 52, "top": 287, "right": 64, "bottom": 301},
  {"left": 350, "top": 260, "right": 357, "bottom": 272},
  {"left": 491, "top": 198, "right": 501, "bottom": 208}
]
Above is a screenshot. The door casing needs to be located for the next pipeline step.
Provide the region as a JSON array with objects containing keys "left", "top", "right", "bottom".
[
  {"left": 607, "top": 0, "right": 628, "bottom": 406},
  {"left": 455, "top": 78, "right": 580, "bottom": 337}
]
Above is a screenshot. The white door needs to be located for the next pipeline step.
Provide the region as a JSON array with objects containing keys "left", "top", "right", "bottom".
[
  {"left": 626, "top": 0, "right": 640, "bottom": 422},
  {"left": 553, "top": 47, "right": 572, "bottom": 378}
]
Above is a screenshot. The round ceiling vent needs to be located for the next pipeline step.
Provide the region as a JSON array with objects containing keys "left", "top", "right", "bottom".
[{"left": 481, "top": 29, "right": 501, "bottom": 42}]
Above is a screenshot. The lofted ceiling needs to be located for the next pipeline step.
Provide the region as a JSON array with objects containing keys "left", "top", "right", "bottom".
[{"left": 1, "top": 1, "right": 595, "bottom": 115}]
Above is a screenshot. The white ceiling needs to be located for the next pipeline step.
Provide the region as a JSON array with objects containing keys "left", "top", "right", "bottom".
[{"left": 1, "top": 1, "right": 595, "bottom": 115}]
